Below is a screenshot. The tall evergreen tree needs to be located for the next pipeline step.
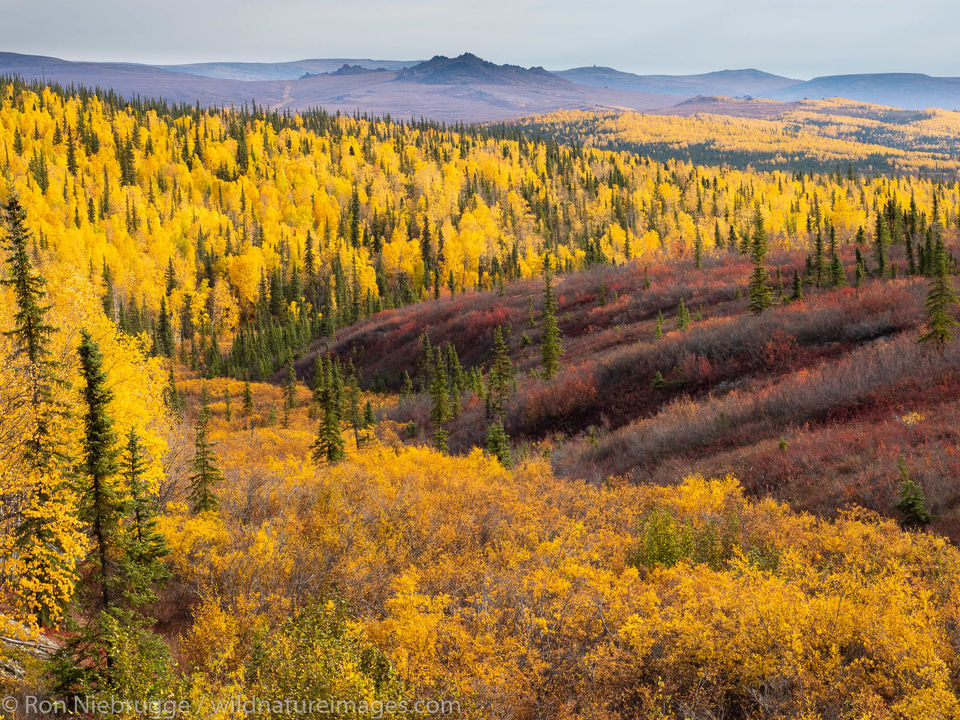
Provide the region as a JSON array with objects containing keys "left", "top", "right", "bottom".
[
  {"left": 918, "top": 233, "right": 959, "bottom": 352},
  {"left": 748, "top": 207, "right": 772, "bottom": 315},
  {"left": 487, "top": 326, "right": 514, "bottom": 420},
  {"left": 242, "top": 380, "right": 255, "bottom": 417},
  {"left": 188, "top": 390, "right": 222, "bottom": 513},
  {"left": 895, "top": 455, "right": 931, "bottom": 528},
  {"left": 540, "top": 256, "right": 562, "bottom": 379},
  {"left": 2, "top": 191, "right": 78, "bottom": 627},
  {"left": 76, "top": 330, "right": 124, "bottom": 616},
  {"left": 312, "top": 394, "right": 345, "bottom": 464},
  {"left": 874, "top": 213, "right": 890, "bottom": 278},
  {"left": 348, "top": 382, "right": 363, "bottom": 449},
  {"left": 485, "top": 420, "right": 512, "bottom": 466},
  {"left": 676, "top": 297, "right": 690, "bottom": 330},
  {"left": 429, "top": 347, "right": 451, "bottom": 451},
  {"left": 120, "top": 429, "right": 170, "bottom": 607},
  {"left": 791, "top": 269, "right": 804, "bottom": 301}
]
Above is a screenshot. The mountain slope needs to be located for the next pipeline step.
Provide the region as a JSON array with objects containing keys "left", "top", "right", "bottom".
[
  {"left": 771, "top": 73, "right": 960, "bottom": 110},
  {"left": 0, "top": 51, "right": 679, "bottom": 121},
  {"left": 158, "top": 58, "right": 419, "bottom": 81},
  {"left": 0, "top": 51, "right": 284, "bottom": 106},
  {"left": 558, "top": 66, "right": 799, "bottom": 97}
]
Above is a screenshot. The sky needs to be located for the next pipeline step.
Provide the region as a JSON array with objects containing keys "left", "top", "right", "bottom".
[{"left": 1, "top": 0, "right": 957, "bottom": 79}]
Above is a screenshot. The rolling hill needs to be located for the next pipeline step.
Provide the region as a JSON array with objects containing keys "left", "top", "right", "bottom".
[
  {"left": 5, "top": 50, "right": 960, "bottom": 122},
  {"left": 556, "top": 66, "right": 800, "bottom": 97},
  {"left": 0, "top": 51, "right": 679, "bottom": 120}
]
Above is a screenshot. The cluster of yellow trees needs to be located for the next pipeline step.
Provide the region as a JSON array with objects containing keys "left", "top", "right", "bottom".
[
  {"left": 158, "top": 420, "right": 960, "bottom": 719},
  {"left": 521, "top": 101, "right": 960, "bottom": 175}
]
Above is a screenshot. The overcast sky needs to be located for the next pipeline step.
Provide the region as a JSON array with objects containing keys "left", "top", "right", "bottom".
[{"left": 2, "top": 0, "right": 957, "bottom": 79}]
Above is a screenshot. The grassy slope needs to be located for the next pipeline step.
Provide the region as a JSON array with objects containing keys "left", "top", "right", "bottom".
[{"left": 314, "top": 245, "right": 960, "bottom": 539}]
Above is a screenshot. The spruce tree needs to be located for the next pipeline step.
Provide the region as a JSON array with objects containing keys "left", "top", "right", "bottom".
[
  {"left": 312, "top": 397, "right": 345, "bottom": 464},
  {"left": 3, "top": 192, "right": 61, "bottom": 460},
  {"left": 155, "top": 296, "right": 174, "bottom": 357},
  {"left": 748, "top": 207, "right": 772, "bottom": 315},
  {"left": 77, "top": 330, "right": 124, "bottom": 614},
  {"left": 485, "top": 420, "right": 512, "bottom": 466},
  {"left": 919, "top": 234, "right": 959, "bottom": 352},
  {"left": 188, "top": 391, "right": 222, "bottom": 513},
  {"left": 223, "top": 384, "right": 232, "bottom": 422},
  {"left": 348, "top": 382, "right": 362, "bottom": 449},
  {"left": 830, "top": 253, "right": 847, "bottom": 288},
  {"left": 3, "top": 191, "right": 77, "bottom": 626},
  {"left": 400, "top": 370, "right": 413, "bottom": 399},
  {"left": 163, "top": 363, "right": 182, "bottom": 415},
  {"left": 813, "top": 228, "right": 825, "bottom": 286},
  {"left": 487, "top": 326, "right": 514, "bottom": 420},
  {"left": 874, "top": 214, "right": 890, "bottom": 277},
  {"left": 282, "top": 361, "right": 297, "bottom": 426},
  {"left": 540, "top": 256, "right": 562, "bottom": 379},
  {"left": 120, "top": 429, "right": 170, "bottom": 607},
  {"left": 242, "top": 380, "right": 255, "bottom": 416},
  {"left": 655, "top": 310, "right": 664, "bottom": 340},
  {"left": 895, "top": 455, "right": 931, "bottom": 528},
  {"left": 791, "top": 269, "right": 803, "bottom": 301},
  {"left": 429, "top": 347, "right": 451, "bottom": 451},
  {"left": 676, "top": 297, "right": 690, "bottom": 330}
]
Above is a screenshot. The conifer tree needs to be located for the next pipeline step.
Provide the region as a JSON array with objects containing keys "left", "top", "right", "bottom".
[
  {"left": 282, "top": 361, "right": 297, "bottom": 426},
  {"left": 874, "top": 214, "right": 890, "bottom": 277},
  {"left": 813, "top": 228, "right": 825, "bottom": 286},
  {"left": 348, "top": 382, "right": 363, "bottom": 449},
  {"left": 676, "top": 297, "right": 690, "bottom": 330},
  {"left": 540, "top": 256, "right": 562, "bottom": 379},
  {"left": 655, "top": 310, "right": 664, "bottom": 340},
  {"left": 895, "top": 455, "right": 931, "bottom": 528},
  {"left": 400, "top": 370, "right": 413, "bottom": 399},
  {"left": 223, "top": 384, "right": 232, "bottom": 422},
  {"left": 155, "top": 296, "right": 174, "bottom": 357},
  {"left": 312, "top": 396, "right": 345, "bottom": 464},
  {"left": 76, "top": 330, "right": 123, "bottom": 615},
  {"left": 919, "top": 233, "right": 959, "bottom": 352},
  {"left": 242, "top": 380, "right": 254, "bottom": 416},
  {"left": 188, "top": 390, "right": 222, "bottom": 513},
  {"left": 2, "top": 191, "right": 79, "bottom": 627},
  {"left": 54, "top": 339, "right": 169, "bottom": 696},
  {"left": 363, "top": 400, "right": 376, "bottom": 428},
  {"left": 485, "top": 420, "right": 512, "bottom": 467},
  {"left": 748, "top": 207, "right": 772, "bottom": 315},
  {"left": 311, "top": 358, "right": 345, "bottom": 463},
  {"left": 429, "top": 347, "right": 451, "bottom": 451},
  {"left": 791, "top": 269, "right": 803, "bottom": 301},
  {"left": 163, "top": 363, "right": 182, "bottom": 415},
  {"left": 487, "top": 326, "right": 514, "bottom": 420},
  {"left": 120, "top": 429, "right": 170, "bottom": 606}
]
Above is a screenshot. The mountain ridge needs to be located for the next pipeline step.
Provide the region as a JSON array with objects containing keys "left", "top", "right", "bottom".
[{"left": 2, "top": 51, "right": 960, "bottom": 119}]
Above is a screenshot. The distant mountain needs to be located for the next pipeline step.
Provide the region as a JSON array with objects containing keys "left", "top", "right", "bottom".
[
  {"left": 4, "top": 50, "right": 960, "bottom": 120},
  {"left": 159, "top": 58, "right": 419, "bottom": 82},
  {"left": 0, "top": 51, "right": 277, "bottom": 106},
  {"left": 398, "top": 53, "right": 559, "bottom": 86},
  {"left": 0, "top": 51, "right": 679, "bottom": 121},
  {"left": 769, "top": 74, "right": 960, "bottom": 111},
  {"left": 558, "top": 67, "right": 800, "bottom": 97}
]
